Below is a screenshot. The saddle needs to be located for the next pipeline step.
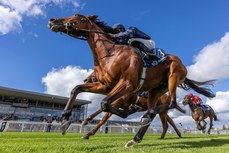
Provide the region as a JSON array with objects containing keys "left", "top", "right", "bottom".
[{"left": 198, "top": 105, "right": 212, "bottom": 117}]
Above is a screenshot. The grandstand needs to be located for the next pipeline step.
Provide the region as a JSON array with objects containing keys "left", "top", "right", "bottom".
[{"left": 0, "top": 86, "right": 91, "bottom": 122}]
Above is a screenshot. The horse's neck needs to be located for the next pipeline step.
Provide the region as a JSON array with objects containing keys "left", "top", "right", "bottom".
[
  {"left": 188, "top": 102, "right": 196, "bottom": 112},
  {"left": 86, "top": 32, "right": 115, "bottom": 64}
]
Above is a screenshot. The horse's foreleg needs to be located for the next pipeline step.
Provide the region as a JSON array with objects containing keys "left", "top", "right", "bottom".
[
  {"left": 159, "top": 112, "right": 168, "bottom": 139},
  {"left": 62, "top": 82, "right": 107, "bottom": 118},
  {"left": 82, "top": 109, "right": 103, "bottom": 125},
  {"left": 202, "top": 120, "right": 207, "bottom": 129},
  {"left": 61, "top": 82, "right": 108, "bottom": 135},
  {"left": 101, "top": 80, "right": 134, "bottom": 118},
  {"left": 166, "top": 114, "right": 182, "bottom": 138},
  {"left": 196, "top": 121, "right": 202, "bottom": 130},
  {"left": 83, "top": 113, "right": 112, "bottom": 139}
]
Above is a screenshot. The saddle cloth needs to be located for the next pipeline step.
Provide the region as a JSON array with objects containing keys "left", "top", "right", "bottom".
[
  {"left": 202, "top": 104, "right": 212, "bottom": 112},
  {"left": 134, "top": 48, "right": 167, "bottom": 68}
]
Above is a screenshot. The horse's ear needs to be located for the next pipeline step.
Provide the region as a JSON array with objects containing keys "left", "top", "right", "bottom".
[{"left": 88, "top": 15, "right": 98, "bottom": 21}]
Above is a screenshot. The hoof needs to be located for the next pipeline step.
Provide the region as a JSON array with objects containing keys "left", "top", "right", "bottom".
[
  {"left": 125, "top": 139, "right": 137, "bottom": 148},
  {"left": 197, "top": 127, "right": 202, "bottom": 130},
  {"left": 82, "top": 135, "right": 89, "bottom": 140},
  {"left": 120, "top": 112, "right": 128, "bottom": 119},
  {"left": 101, "top": 102, "right": 109, "bottom": 112},
  {"left": 60, "top": 120, "right": 71, "bottom": 135}
]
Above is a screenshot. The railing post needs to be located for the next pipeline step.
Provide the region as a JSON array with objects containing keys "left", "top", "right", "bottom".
[{"left": 21, "top": 123, "right": 24, "bottom": 132}]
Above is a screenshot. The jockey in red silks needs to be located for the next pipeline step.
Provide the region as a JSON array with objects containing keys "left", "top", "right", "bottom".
[
  {"left": 189, "top": 93, "right": 203, "bottom": 105},
  {"left": 188, "top": 93, "right": 203, "bottom": 106},
  {"left": 188, "top": 93, "right": 210, "bottom": 114}
]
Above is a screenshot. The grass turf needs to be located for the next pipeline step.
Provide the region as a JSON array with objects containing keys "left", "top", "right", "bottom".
[{"left": 0, "top": 132, "right": 229, "bottom": 153}]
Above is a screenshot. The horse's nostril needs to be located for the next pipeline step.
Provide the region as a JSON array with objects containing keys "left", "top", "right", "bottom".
[{"left": 49, "top": 18, "right": 56, "bottom": 22}]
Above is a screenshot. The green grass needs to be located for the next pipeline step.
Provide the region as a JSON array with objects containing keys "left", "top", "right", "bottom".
[{"left": 0, "top": 133, "right": 229, "bottom": 153}]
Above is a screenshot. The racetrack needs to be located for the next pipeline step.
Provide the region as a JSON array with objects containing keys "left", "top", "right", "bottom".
[{"left": 0, "top": 133, "right": 229, "bottom": 153}]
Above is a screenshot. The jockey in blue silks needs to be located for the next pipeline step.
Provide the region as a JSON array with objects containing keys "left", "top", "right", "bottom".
[{"left": 110, "top": 23, "right": 157, "bottom": 59}]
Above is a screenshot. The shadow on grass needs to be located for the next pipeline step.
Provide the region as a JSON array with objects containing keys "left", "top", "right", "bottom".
[{"left": 139, "top": 138, "right": 229, "bottom": 149}]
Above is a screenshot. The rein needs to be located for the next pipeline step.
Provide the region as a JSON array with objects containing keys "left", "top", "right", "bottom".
[{"left": 64, "top": 20, "right": 110, "bottom": 41}]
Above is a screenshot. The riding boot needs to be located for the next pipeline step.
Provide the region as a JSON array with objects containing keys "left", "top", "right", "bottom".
[{"left": 137, "top": 43, "right": 158, "bottom": 59}]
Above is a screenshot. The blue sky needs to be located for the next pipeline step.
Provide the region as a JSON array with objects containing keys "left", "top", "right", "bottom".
[{"left": 1, "top": 0, "right": 229, "bottom": 127}]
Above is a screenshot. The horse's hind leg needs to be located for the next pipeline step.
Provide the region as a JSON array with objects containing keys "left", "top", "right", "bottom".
[
  {"left": 167, "top": 73, "right": 186, "bottom": 114},
  {"left": 166, "top": 114, "right": 182, "bottom": 138},
  {"left": 83, "top": 113, "right": 112, "bottom": 139},
  {"left": 159, "top": 112, "right": 168, "bottom": 139},
  {"left": 82, "top": 109, "right": 103, "bottom": 125},
  {"left": 208, "top": 116, "right": 213, "bottom": 134},
  {"left": 125, "top": 89, "right": 165, "bottom": 148}
]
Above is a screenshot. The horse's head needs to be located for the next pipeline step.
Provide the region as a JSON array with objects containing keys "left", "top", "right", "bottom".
[
  {"left": 182, "top": 95, "right": 192, "bottom": 105},
  {"left": 48, "top": 14, "right": 98, "bottom": 37}
]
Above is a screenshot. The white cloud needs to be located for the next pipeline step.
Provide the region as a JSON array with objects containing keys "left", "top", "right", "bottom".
[
  {"left": 187, "top": 32, "right": 229, "bottom": 81},
  {"left": 0, "top": 5, "right": 22, "bottom": 35},
  {"left": 42, "top": 65, "right": 93, "bottom": 96},
  {"left": 0, "top": 0, "right": 83, "bottom": 35},
  {"left": 206, "top": 91, "right": 229, "bottom": 113},
  {"left": 41, "top": 66, "right": 105, "bottom": 114}
]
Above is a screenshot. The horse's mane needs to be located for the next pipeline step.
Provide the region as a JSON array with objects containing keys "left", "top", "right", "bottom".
[{"left": 93, "top": 19, "right": 115, "bottom": 34}]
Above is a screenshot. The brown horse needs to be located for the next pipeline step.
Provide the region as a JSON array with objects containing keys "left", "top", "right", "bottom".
[
  {"left": 82, "top": 92, "right": 181, "bottom": 140},
  {"left": 182, "top": 94, "right": 218, "bottom": 134},
  {"left": 48, "top": 14, "right": 215, "bottom": 147}
]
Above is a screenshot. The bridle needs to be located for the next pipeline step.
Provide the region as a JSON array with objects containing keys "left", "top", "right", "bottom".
[
  {"left": 63, "top": 17, "right": 111, "bottom": 41},
  {"left": 60, "top": 16, "right": 116, "bottom": 60},
  {"left": 182, "top": 96, "right": 191, "bottom": 105}
]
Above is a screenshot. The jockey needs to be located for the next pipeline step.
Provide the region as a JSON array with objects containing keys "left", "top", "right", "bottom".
[
  {"left": 188, "top": 93, "right": 203, "bottom": 106},
  {"left": 110, "top": 23, "right": 158, "bottom": 59},
  {"left": 188, "top": 93, "right": 210, "bottom": 114}
]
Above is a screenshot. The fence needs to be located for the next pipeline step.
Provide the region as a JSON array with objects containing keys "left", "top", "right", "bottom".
[{"left": 1, "top": 121, "right": 229, "bottom": 135}]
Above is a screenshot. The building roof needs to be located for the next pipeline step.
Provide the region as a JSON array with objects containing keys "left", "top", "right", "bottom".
[{"left": 0, "top": 86, "right": 91, "bottom": 106}]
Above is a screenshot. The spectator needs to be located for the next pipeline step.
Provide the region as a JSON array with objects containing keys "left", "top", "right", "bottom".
[{"left": 46, "top": 119, "right": 52, "bottom": 132}]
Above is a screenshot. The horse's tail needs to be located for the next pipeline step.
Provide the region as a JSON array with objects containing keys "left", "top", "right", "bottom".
[{"left": 179, "top": 77, "right": 216, "bottom": 98}]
